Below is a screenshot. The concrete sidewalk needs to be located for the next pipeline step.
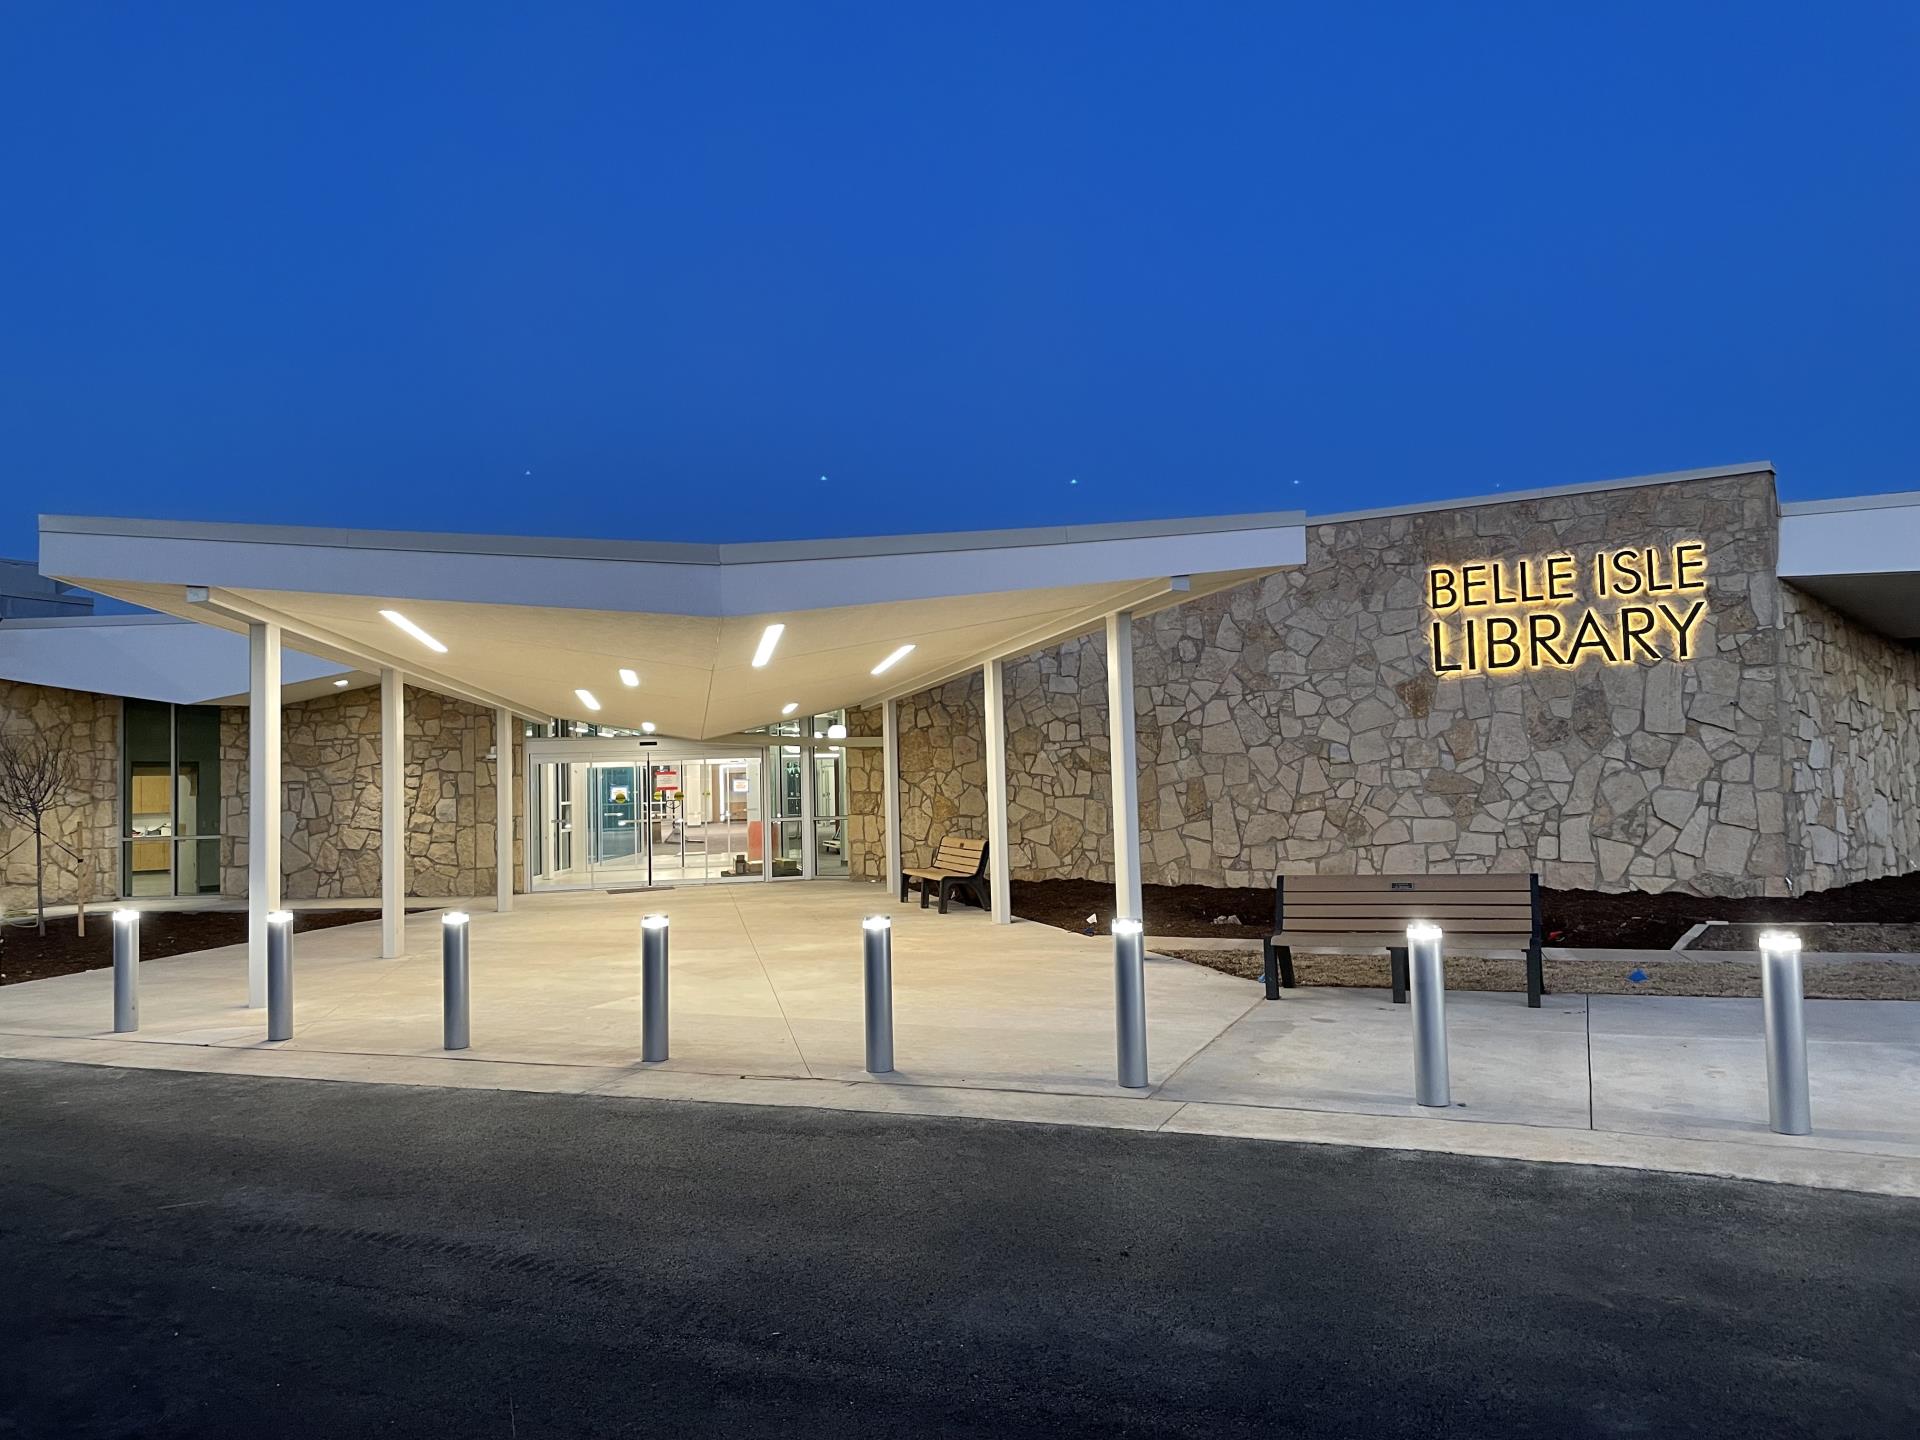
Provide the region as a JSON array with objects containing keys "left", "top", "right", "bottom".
[{"left": 2, "top": 882, "right": 1916, "bottom": 1197}]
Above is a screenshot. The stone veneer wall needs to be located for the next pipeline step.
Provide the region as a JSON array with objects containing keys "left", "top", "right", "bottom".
[
  {"left": 845, "top": 705, "right": 886, "bottom": 882},
  {"left": 221, "top": 685, "right": 524, "bottom": 900},
  {"left": 895, "top": 470, "right": 1831, "bottom": 897},
  {"left": 1779, "top": 585, "right": 1920, "bottom": 890},
  {"left": 0, "top": 680, "right": 119, "bottom": 913}
]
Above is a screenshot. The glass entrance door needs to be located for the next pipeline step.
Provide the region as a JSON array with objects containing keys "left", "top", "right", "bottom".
[
  {"left": 589, "top": 764, "right": 647, "bottom": 884},
  {"left": 648, "top": 757, "right": 763, "bottom": 883},
  {"left": 528, "top": 751, "right": 766, "bottom": 891}
]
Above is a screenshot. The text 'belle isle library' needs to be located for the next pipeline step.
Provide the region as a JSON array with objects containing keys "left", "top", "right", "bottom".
[{"left": 1427, "top": 543, "right": 1710, "bottom": 674}]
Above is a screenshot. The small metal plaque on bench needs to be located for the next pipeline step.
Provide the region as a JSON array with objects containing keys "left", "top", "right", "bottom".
[{"left": 1391, "top": 882, "right": 1414, "bottom": 890}]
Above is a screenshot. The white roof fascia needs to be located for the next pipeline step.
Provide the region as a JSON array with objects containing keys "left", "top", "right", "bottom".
[
  {"left": 1778, "top": 495, "right": 1920, "bottom": 579},
  {"left": 40, "top": 513, "right": 1307, "bottom": 619},
  {"left": 0, "top": 614, "right": 346, "bottom": 705},
  {"left": 1779, "top": 489, "right": 1920, "bottom": 519},
  {"left": 1306, "top": 462, "right": 1775, "bottom": 529},
  {"left": 40, "top": 509, "right": 1306, "bottom": 564}
]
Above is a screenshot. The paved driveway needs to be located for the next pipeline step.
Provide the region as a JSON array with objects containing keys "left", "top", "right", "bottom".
[{"left": 1, "top": 1060, "right": 1915, "bottom": 1438}]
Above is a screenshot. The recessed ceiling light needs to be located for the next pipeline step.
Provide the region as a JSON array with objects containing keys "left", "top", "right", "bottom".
[
  {"left": 752, "top": 623, "right": 785, "bottom": 668},
  {"left": 641, "top": 721, "right": 656, "bottom": 734},
  {"left": 574, "top": 689, "right": 601, "bottom": 712},
  {"left": 781, "top": 702, "right": 798, "bottom": 716},
  {"left": 332, "top": 678, "right": 350, "bottom": 688},
  {"left": 871, "top": 643, "right": 915, "bottom": 675},
  {"left": 618, "top": 668, "right": 640, "bottom": 687},
  {"left": 379, "top": 609, "right": 447, "bottom": 654}
]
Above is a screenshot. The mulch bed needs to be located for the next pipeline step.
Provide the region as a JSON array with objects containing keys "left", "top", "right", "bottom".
[
  {"left": 1159, "top": 947, "right": 1920, "bottom": 1001},
  {"left": 0, "top": 909, "right": 423, "bottom": 987},
  {"left": 1010, "top": 871, "right": 1920, "bottom": 950},
  {"left": 1689, "top": 921, "right": 1920, "bottom": 954}
]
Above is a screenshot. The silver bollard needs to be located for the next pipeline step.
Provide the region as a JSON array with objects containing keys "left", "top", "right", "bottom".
[
  {"left": 863, "top": 915, "right": 895, "bottom": 1074},
  {"left": 1407, "top": 923, "right": 1450, "bottom": 1107},
  {"left": 442, "top": 911, "right": 471, "bottom": 1051},
  {"left": 641, "top": 913, "right": 670, "bottom": 1062},
  {"left": 1113, "top": 917, "right": 1149, "bottom": 1089},
  {"left": 1760, "top": 930, "right": 1812, "bottom": 1135},
  {"left": 112, "top": 909, "right": 140, "bottom": 1033},
  {"left": 266, "top": 910, "right": 295, "bottom": 1042}
]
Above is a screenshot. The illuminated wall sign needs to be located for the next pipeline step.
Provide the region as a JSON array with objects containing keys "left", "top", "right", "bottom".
[{"left": 1426, "top": 543, "right": 1708, "bottom": 676}]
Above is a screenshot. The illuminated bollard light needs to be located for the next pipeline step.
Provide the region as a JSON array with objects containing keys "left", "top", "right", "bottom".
[
  {"left": 1759, "top": 930, "right": 1812, "bottom": 1136},
  {"left": 641, "top": 913, "right": 670, "bottom": 1062},
  {"left": 863, "top": 915, "right": 894, "bottom": 1074},
  {"left": 266, "top": 910, "right": 295, "bottom": 1042},
  {"left": 112, "top": 909, "right": 140, "bottom": 1033},
  {"left": 442, "top": 911, "right": 471, "bottom": 1051},
  {"left": 1113, "top": 917, "right": 1149, "bottom": 1089},
  {"left": 1407, "top": 922, "right": 1451, "bottom": 1107}
]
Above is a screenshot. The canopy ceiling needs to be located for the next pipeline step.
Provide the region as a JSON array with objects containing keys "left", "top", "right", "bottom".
[{"left": 42, "top": 513, "right": 1305, "bottom": 737}]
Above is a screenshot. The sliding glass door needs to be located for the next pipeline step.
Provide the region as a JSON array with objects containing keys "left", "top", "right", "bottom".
[{"left": 528, "top": 750, "right": 766, "bottom": 891}]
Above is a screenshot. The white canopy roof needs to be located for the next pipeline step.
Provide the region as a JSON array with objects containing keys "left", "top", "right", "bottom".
[
  {"left": 1778, "top": 491, "right": 1920, "bottom": 642},
  {"left": 39, "top": 512, "right": 1305, "bottom": 736},
  {"left": 0, "top": 614, "right": 351, "bottom": 706}
]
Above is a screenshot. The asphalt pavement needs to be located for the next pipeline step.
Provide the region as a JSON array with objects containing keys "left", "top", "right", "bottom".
[{"left": 0, "top": 1058, "right": 1914, "bottom": 1438}]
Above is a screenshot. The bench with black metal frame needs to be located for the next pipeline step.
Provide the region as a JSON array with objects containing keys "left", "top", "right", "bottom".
[
  {"left": 1261, "top": 872, "right": 1545, "bottom": 1008},
  {"left": 900, "top": 836, "right": 991, "bottom": 914}
]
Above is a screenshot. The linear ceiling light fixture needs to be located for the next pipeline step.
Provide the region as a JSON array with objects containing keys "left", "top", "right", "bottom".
[
  {"left": 870, "top": 644, "right": 916, "bottom": 676},
  {"left": 379, "top": 609, "right": 447, "bottom": 654},
  {"left": 752, "top": 623, "right": 785, "bottom": 668},
  {"left": 575, "top": 689, "right": 601, "bottom": 712},
  {"left": 618, "top": 668, "right": 640, "bottom": 687},
  {"left": 781, "top": 702, "right": 799, "bottom": 716}
]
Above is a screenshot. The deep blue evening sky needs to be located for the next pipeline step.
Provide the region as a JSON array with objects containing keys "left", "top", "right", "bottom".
[{"left": 2, "top": 5, "right": 1915, "bottom": 557}]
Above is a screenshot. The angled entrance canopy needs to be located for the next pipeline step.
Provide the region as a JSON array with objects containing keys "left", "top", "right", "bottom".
[{"left": 40, "top": 512, "right": 1305, "bottom": 736}]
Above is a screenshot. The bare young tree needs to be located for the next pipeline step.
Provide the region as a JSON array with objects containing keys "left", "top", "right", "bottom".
[{"left": 0, "top": 731, "right": 79, "bottom": 937}]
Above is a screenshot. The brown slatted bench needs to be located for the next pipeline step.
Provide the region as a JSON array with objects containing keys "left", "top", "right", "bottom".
[
  {"left": 1262, "top": 873, "right": 1545, "bottom": 1008},
  {"left": 900, "top": 836, "right": 990, "bottom": 914}
]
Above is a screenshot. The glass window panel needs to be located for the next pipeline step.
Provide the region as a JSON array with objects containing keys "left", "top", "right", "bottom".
[
  {"left": 774, "top": 747, "right": 804, "bottom": 820},
  {"left": 123, "top": 699, "right": 173, "bottom": 895},
  {"left": 122, "top": 842, "right": 170, "bottom": 897},
  {"left": 702, "top": 758, "right": 759, "bottom": 881},
  {"left": 813, "top": 818, "right": 848, "bottom": 876},
  {"left": 594, "top": 765, "right": 641, "bottom": 867},
  {"left": 811, "top": 747, "right": 847, "bottom": 821},
  {"left": 183, "top": 837, "right": 221, "bottom": 896},
  {"left": 772, "top": 820, "right": 804, "bottom": 877},
  {"left": 175, "top": 705, "right": 221, "bottom": 839}
]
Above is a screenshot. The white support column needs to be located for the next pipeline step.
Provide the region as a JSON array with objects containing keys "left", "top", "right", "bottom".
[
  {"left": 380, "top": 668, "right": 406, "bottom": 958},
  {"left": 1105, "top": 610, "right": 1144, "bottom": 924},
  {"left": 983, "top": 658, "right": 1012, "bottom": 924},
  {"left": 494, "top": 706, "right": 514, "bottom": 914},
  {"left": 881, "top": 698, "right": 902, "bottom": 899},
  {"left": 246, "top": 622, "right": 282, "bottom": 1007}
]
